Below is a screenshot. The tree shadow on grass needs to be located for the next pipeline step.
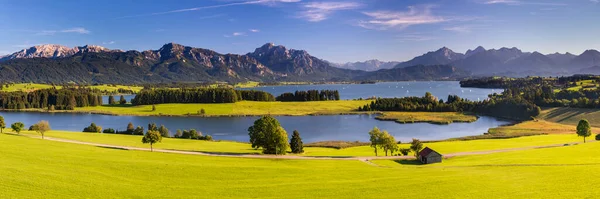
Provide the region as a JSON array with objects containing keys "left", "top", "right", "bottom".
[
  {"left": 96, "top": 146, "right": 130, "bottom": 151},
  {"left": 393, "top": 159, "right": 422, "bottom": 165}
]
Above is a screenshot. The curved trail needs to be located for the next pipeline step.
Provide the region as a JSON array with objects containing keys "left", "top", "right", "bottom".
[{"left": 25, "top": 134, "right": 588, "bottom": 162}]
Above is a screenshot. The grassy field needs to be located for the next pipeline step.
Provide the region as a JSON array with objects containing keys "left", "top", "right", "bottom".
[
  {"left": 375, "top": 112, "right": 478, "bottom": 124},
  {"left": 86, "top": 84, "right": 143, "bottom": 93},
  {"left": 0, "top": 83, "right": 61, "bottom": 92},
  {"left": 539, "top": 107, "right": 600, "bottom": 127},
  {"left": 16, "top": 127, "right": 590, "bottom": 158},
  {"left": 488, "top": 119, "right": 600, "bottom": 135},
  {"left": 2, "top": 132, "right": 600, "bottom": 198},
  {"left": 74, "top": 100, "right": 372, "bottom": 116},
  {"left": 233, "top": 81, "right": 260, "bottom": 88}
]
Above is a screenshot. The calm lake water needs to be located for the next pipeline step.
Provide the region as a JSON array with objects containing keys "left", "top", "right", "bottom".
[
  {"left": 0, "top": 112, "right": 511, "bottom": 143},
  {"left": 241, "top": 81, "right": 500, "bottom": 101},
  {"left": 104, "top": 81, "right": 499, "bottom": 104}
]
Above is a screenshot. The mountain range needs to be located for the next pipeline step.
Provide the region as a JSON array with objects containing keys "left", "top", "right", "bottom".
[
  {"left": 2, "top": 43, "right": 599, "bottom": 84},
  {"left": 389, "top": 46, "right": 600, "bottom": 76},
  {"left": 0, "top": 43, "right": 462, "bottom": 84}
]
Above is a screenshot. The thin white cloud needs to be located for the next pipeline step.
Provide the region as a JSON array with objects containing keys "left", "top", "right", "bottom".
[
  {"left": 591, "top": 0, "right": 599, "bottom": 3},
  {"left": 118, "top": 0, "right": 299, "bottom": 19},
  {"left": 396, "top": 34, "right": 436, "bottom": 42},
  {"left": 359, "top": 5, "right": 446, "bottom": 30},
  {"left": 37, "top": 27, "right": 91, "bottom": 36},
  {"left": 482, "top": 0, "right": 567, "bottom": 6},
  {"left": 225, "top": 32, "right": 247, "bottom": 37},
  {"left": 443, "top": 26, "right": 475, "bottom": 33},
  {"left": 249, "top": 29, "right": 260, "bottom": 32},
  {"left": 299, "top": 2, "right": 362, "bottom": 22}
]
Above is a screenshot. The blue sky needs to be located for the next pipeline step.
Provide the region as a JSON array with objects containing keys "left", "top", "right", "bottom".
[{"left": 0, "top": 0, "right": 598, "bottom": 62}]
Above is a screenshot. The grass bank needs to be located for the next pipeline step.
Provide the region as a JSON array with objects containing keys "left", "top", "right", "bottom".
[
  {"left": 72, "top": 100, "right": 373, "bottom": 116},
  {"left": 375, "top": 112, "right": 478, "bottom": 124},
  {"left": 539, "top": 107, "right": 600, "bottom": 127}
]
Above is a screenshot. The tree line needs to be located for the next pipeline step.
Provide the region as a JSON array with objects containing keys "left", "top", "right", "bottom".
[
  {"left": 359, "top": 92, "right": 540, "bottom": 121},
  {"left": 131, "top": 88, "right": 275, "bottom": 105},
  {"left": 275, "top": 90, "right": 340, "bottom": 101},
  {"left": 0, "top": 88, "right": 103, "bottom": 110}
]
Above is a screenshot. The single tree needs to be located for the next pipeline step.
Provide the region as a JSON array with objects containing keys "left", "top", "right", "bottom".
[
  {"left": 174, "top": 129, "right": 183, "bottom": 138},
  {"left": 11, "top": 122, "right": 25, "bottom": 134},
  {"left": 380, "top": 131, "right": 398, "bottom": 156},
  {"left": 108, "top": 95, "right": 116, "bottom": 105},
  {"left": 290, "top": 130, "right": 304, "bottom": 154},
  {"left": 369, "top": 127, "right": 383, "bottom": 156},
  {"left": 152, "top": 105, "right": 156, "bottom": 111},
  {"left": 248, "top": 116, "right": 289, "bottom": 154},
  {"left": 126, "top": 122, "right": 135, "bottom": 133},
  {"left": 410, "top": 138, "right": 423, "bottom": 157},
  {"left": 119, "top": 95, "right": 127, "bottom": 105},
  {"left": 200, "top": 108, "right": 206, "bottom": 115},
  {"left": 0, "top": 115, "right": 5, "bottom": 133},
  {"left": 142, "top": 130, "right": 162, "bottom": 152},
  {"left": 577, "top": 119, "right": 592, "bottom": 143},
  {"left": 35, "top": 120, "right": 51, "bottom": 139},
  {"left": 158, "top": 125, "right": 169, "bottom": 138}
]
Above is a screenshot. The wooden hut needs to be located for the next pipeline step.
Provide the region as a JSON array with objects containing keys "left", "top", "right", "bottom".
[{"left": 418, "top": 147, "right": 442, "bottom": 164}]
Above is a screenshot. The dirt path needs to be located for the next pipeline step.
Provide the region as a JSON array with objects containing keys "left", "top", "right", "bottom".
[{"left": 22, "top": 134, "right": 592, "bottom": 164}]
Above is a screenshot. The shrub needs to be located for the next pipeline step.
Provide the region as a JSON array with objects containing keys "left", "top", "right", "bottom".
[
  {"left": 83, "top": 123, "right": 102, "bottom": 133},
  {"left": 596, "top": 134, "right": 600, "bottom": 141},
  {"left": 103, "top": 128, "right": 116, "bottom": 134},
  {"left": 133, "top": 126, "right": 144, "bottom": 135},
  {"left": 399, "top": 148, "right": 411, "bottom": 156},
  {"left": 29, "top": 124, "right": 39, "bottom": 131}
]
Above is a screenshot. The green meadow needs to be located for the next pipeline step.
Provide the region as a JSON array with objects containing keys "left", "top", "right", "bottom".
[
  {"left": 74, "top": 100, "right": 372, "bottom": 116},
  {"left": 2, "top": 131, "right": 600, "bottom": 198}
]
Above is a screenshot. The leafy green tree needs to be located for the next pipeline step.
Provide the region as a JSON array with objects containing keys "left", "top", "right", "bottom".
[
  {"left": 158, "top": 125, "right": 169, "bottom": 138},
  {"left": 83, "top": 123, "right": 102, "bottom": 133},
  {"left": 0, "top": 115, "right": 5, "bottom": 133},
  {"left": 119, "top": 95, "right": 127, "bottom": 105},
  {"left": 577, "top": 119, "right": 592, "bottom": 143},
  {"left": 380, "top": 131, "right": 398, "bottom": 156},
  {"left": 35, "top": 120, "right": 51, "bottom": 139},
  {"left": 11, "top": 122, "right": 24, "bottom": 134},
  {"left": 399, "top": 148, "right": 411, "bottom": 156},
  {"left": 126, "top": 122, "right": 135, "bottom": 133},
  {"left": 174, "top": 129, "right": 183, "bottom": 138},
  {"left": 247, "top": 116, "right": 289, "bottom": 154},
  {"left": 290, "top": 130, "right": 304, "bottom": 154},
  {"left": 369, "top": 127, "right": 383, "bottom": 156},
  {"left": 133, "top": 126, "right": 144, "bottom": 135},
  {"left": 148, "top": 123, "right": 158, "bottom": 131},
  {"left": 142, "top": 130, "right": 162, "bottom": 152},
  {"left": 108, "top": 95, "right": 116, "bottom": 105},
  {"left": 410, "top": 138, "right": 423, "bottom": 157}
]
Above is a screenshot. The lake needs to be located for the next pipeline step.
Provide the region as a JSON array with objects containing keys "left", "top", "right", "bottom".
[
  {"left": 106, "top": 81, "right": 500, "bottom": 104},
  {"left": 240, "top": 81, "right": 500, "bottom": 101},
  {"left": 0, "top": 112, "right": 511, "bottom": 143}
]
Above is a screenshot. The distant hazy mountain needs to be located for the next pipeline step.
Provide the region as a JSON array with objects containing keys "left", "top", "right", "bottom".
[
  {"left": 579, "top": 65, "right": 600, "bottom": 75},
  {"left": 355, "top": 65, "right": 470, "bottom": 81},
  {"left": 465, "top": 46, "right": 486, "bottom": 57},
  {"left": 394, "top": 47, "right": 465, "bottom": 68},
  {"left": 569, "top": 50, "right": 600, "bottom": 71},
  {"left": 0, "top": 44, "right": 118, "bottom": 62},
  {"left": 546, "top": 52, "right": 576, "bottom": 65},
  {"left": 331, "top": 59, "right": 400, "bottom": 71}
]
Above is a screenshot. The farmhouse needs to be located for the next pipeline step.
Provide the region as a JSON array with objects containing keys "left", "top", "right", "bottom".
[{"left": 418, "top": 147, "right": 443, "bottom": 164}]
